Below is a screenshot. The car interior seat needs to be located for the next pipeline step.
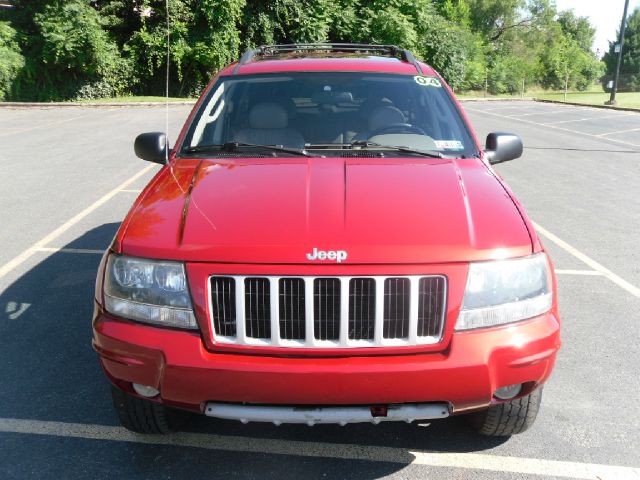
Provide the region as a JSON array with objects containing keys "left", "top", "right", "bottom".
[
  {"left": 352, "top": 104, "right": 407, "bottom": 141},
  {"left": 235, "top": 102, "right": 305, "bottom": 148}
]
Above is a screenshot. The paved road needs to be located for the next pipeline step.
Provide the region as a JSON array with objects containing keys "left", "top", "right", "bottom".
[{"left": 0, "top": 101, "right": 638, "bottom": 479}]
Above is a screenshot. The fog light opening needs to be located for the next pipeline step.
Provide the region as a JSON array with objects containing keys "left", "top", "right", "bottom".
[
  {"left": 133, "top": 383, "right": 160, "bottom": 398},
  {"left": 494, "top": 383, "right": 522, "bottom": 400}
]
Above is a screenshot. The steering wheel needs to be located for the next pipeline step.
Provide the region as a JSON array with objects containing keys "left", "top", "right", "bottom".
[{"left": 368, "top": 123, "right": 427, "bottom": 137}]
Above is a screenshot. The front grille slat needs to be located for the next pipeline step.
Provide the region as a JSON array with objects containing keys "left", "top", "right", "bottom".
[
  {"left": 418, "top": 277, "right": 446, "bottom": 337},
  {"left": 314, "top": 278, "right": 340, "bottom": 340},
  {"left": 383, "top": 278, "right": 410, "bottom": 339},
  {"left": 210, "top": 277, "right": 236, "bottom": 337},
  {"left": 279, "top": 278, "right": 306, "bottom": 340},
  {"left": 348, "top": 278, "right": 375, "bottom": 340},
  {"left": 209, "top": 275, "right": 446, "bottom": 348},
  {"left": 245, "top": 278, "right": 271, "bottom": 339}
]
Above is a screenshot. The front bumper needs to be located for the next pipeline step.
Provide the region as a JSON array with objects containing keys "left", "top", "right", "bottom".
[{"left": 93, "top": 308, "right": 560, "bottom": 415}]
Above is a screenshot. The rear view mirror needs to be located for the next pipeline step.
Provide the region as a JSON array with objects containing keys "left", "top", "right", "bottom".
[
  {"left": 134, "top": 132, "right": 168, "bottom": 165},
  {"left": 485, "top": 132, "right": 523, "bottom": 165}
]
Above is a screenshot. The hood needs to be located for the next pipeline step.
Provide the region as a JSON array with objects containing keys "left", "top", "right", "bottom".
[{"left": 120, "top": 156, "right": 532, "bottom": 264}]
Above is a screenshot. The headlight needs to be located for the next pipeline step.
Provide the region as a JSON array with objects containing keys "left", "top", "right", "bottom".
[
  {"left": 455, "top": 253, "right": 552, "bottom": 331},
  {"left": 104, "top": 254, "right": 197, "bottom": 329}
]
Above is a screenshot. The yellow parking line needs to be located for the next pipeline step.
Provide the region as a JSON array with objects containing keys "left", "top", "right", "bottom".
[
  {"left": 597, "top": 127, "right": 640, "bottom": 137},
  {"left": 36, "top": 247, "right": 104, "bottom": 255},
  {"left": 535, "top": 222, "right": 640, "bottom": 298},
  {"left": 0, "top": 114, "right": 87, "bottom": 138},
  {"left": 0, "top": 165, "right": 155, "bottom": 280},
  {"left": 554, "top": 269, "right": 602, "bottom": 276}
]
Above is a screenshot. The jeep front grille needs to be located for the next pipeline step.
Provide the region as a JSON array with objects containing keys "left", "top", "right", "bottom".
[{"left": 208, "top": 276, "right": 447, "bottom": 348}]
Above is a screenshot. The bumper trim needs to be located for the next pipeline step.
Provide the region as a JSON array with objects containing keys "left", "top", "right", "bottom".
[{"left": 204, "top": 403, "right": 450, "bottom": 426}]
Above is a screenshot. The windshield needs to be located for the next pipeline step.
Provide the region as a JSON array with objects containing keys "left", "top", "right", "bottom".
[{"left": 180, "top": 72, "right": 478, "bottom": 157}]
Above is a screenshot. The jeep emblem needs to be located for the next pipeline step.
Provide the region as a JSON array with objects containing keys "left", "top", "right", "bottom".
[{"left": 306, "top": 248, "right": 347, "bottom": 263}]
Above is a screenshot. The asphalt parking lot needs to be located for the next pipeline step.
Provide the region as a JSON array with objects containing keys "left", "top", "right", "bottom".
[{"left": 0, "top": 100, "right": 639, "bottom": 479}]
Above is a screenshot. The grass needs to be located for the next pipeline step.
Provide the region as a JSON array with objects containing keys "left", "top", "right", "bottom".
[
  {"left": 534, "top": 90, "right": 640, "bottom": 109},
  {"left": 74, "top": 96, "right": 195, "bottom": 103},
  {"left": 456, "top": 85, "right": 640, "bottom": 109},
  {"left": 456, "top": 91, "right": 531, "bottom": 100},
  {"left": 457, "top": 85, "right": 640, "bottom": 110}
]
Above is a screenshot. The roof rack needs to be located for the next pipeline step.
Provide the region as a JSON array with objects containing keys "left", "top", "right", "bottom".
[{"left": 233, "top": 43, "right": 424, "bottom": 75}]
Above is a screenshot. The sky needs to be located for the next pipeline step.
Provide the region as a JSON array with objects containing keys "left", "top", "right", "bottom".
[{"left": 554, "top": 0, "right": 640, "bottom": 56}]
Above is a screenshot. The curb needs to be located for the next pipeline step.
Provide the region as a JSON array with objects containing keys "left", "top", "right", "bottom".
[
  {"left": 0, "top": 101, "right": 196, "bottom": 108},
  {"left": 459, "top": 97, "right": 534, "bottom": 102},
  {"left": 533, "top": 98, "right": 640, "bottom": 113}
]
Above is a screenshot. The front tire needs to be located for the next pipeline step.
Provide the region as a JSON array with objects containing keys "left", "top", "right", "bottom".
[
  {"left": 111, "top": 386, "right": 174, "bottom": 434},
  {"left": 467, "top": 387, "right": 543, "bottom": 437}
]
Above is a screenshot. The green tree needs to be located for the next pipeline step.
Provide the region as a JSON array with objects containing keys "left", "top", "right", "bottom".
[
  {"left": 435, "top": 0, "right": 472, "bottom": 27},
  {"left": 3, "top": 0, "right": 129, "bottom": 100},
  {"left": 1, "top": 0, "right": 50, "bottom": 99},
  {"left": 555, "top": 8, "right": 603, "bottom": 90},
  {"left": 126, "top": 0, "right": 244, "bottom": 97},
  {"left": 35, "top": 0, "right": 131, "bottom": 98},
  {"left": 330, "top": 0, "right": 482, "bottom": 89},
  {"left": 537, "top": 19, "right": 602, "bottom": 92},
  {"left": 91, "top": 1, "right": 145, "bottom": 49},
  {"left": 466, "top": 0, "right": 524, "bottom": 41},
  {"left": 488, "top": 39, "right": 538, "bottom": 94},
  {"left": 548, "top": 35, "right": 588, "bottom": 95},
  {"left": 557, "top": 9, "right": 596, "bottom": 52},
  {"left": 367, "top": 8, "right": 418, "bottom": 48},
  {"left": 420, "top": 16, "right": 480, "bottom": 90},
  {"left": 187, "top": 0, "right": 245, "bottom": 93},
  {"left": 242, "top": 0, "right": 339, "bottom": 47},
  {"left": 0, "top": 21, "right": 24, "bottom": 100},
  {"left": 603, "top": 8, "right": 640, "bottom": 91},
  {"left": 0, "top": 0, "right": 611, "bottom": 99}
]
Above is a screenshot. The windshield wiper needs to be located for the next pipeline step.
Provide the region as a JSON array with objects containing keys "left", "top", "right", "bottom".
[
  {"left": 184, "top": 142, "right": 316, "bottom": 157},
  {"left": 349, "top": 140, "right": 444, "bottom": 158},
  {"left": 304, "top": 141, "right": 444, "bottom": 158}
]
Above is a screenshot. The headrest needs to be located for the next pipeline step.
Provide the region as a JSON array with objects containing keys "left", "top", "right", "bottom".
[
  {"left": 368, "top": 105, "right": 406, "bottom": 132},
  {"left": 249, "top": 102, "right": 288, "bottom": 129}
]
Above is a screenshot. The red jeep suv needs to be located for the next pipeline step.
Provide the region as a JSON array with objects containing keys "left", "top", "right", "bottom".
[{"left": 92, "top": 44, "right": 560, "bottom": 437}]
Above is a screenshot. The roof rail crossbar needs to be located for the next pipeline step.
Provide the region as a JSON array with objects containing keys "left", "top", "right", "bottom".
[{"left": 233, "top": 43, "right": 424, "bottom": 74}]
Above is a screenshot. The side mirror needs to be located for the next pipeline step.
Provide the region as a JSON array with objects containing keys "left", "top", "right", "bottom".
[
  {"left": 134, "top": 132, "right": 168, "bottom": 165},
  {"left": 485, "top": 132, "right": 523, "bottom": 165}
]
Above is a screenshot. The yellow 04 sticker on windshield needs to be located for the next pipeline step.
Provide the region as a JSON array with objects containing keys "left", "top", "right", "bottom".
[{"left": 414, "top": 76, "right": 442, "bottom": 88}]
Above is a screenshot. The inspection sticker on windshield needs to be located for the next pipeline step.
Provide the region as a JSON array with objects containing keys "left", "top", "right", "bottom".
[
  {"left": 434, "top": 140, "right": 464, "bottom": 150},
  {"left": 414, "top": 76, "right": 442, "bottom": 87}
]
